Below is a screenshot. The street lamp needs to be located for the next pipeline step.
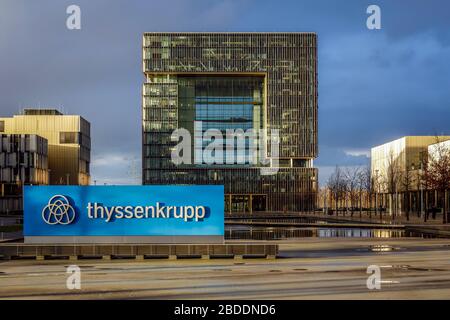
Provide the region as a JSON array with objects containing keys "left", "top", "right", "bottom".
[
  {"left": 47, "top": 169, "right": 51, "bottom": 185},
  {"left": 375, "top": 169, "right": 379, "bottom": 218},
  {"left": 419, "top": 162, "right": 424, "bottom": 218},
  {"left": 411, "top": 164, "right": 415, "bottom": 219}
]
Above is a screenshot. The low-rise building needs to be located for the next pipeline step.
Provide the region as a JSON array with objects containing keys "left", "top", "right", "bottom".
[
  {"left": 371, "top": 136, "right": 450, "bottom": 215},
  {"left": 0, "top": 134, "right": 48, "bottom": 214},
  {"left": 0, "top": 109, "right": 91, "bottom": 185}
]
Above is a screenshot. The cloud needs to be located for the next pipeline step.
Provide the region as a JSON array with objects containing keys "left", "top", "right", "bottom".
[
  {"left": 91, "top": 153, "right": 141, "bottom": 185},
  {"left": 1, "top": 0, "right": 450, "bottom": 185},
  {"left": 317, "top": 30, "right": 450, "bottom": 185},
  {"left": 344, "top": 149, "right": 370, "bottom": 158}
]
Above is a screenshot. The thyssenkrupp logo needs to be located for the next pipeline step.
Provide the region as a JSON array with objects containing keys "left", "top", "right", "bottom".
[{"left": 42, "top": 195, "right": 76, "bottom": 225}]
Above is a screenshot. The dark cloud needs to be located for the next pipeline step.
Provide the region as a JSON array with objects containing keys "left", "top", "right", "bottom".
[{"left": 1, "top": 0, "right": 449, "bottom": 184}]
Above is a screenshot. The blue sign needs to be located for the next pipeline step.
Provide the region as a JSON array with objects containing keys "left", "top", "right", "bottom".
[{"left": 24, "top": 185, "right": 224, "bottom": 238}]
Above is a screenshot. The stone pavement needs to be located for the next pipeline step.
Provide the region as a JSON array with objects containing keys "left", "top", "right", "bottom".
[{"left": 1, "top": 238, "right": 450, "bottom": 299}]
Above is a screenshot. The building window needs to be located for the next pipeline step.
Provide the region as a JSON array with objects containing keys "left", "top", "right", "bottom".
[
  {"left": 60, "top": 132, "right": 78, "bottom": 144},
  {"left": 177, "top": 76, "right": 265, "bottom": 165},
  {"left": 0, "top": 121, "right": 4, "bottom": 132}
]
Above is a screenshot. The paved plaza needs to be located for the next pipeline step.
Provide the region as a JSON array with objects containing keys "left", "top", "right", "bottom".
[{"left": 1, "top": 238, "right": 450, "bottom": 299}]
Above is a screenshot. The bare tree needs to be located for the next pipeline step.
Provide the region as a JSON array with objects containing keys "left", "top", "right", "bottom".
[
  {"left": 327, "top": 166, "right": 347, "bottom": 216},
  {"left": 360, "top": 166, "right": 372, "bottom": 218},
  {"left": 344, "top": 167, "right": 360, "bottom": 217},
  {"left": 400, "top": 168, "right": 414, "bottom": 221},
  {"left": 372, "top": 168, "right": 383, "bottom": 219},
  {"left": 420, "top": 155, "right": 432, "bottom": 222},
  {"left": 415, "top": 157, "right": 426, "bottom": 218},
  {"left": 424, "top": 137, "right": 450, "bottom": 224},
  {"left": 317, "top": 186, "right": 329, "bottom": 213},
  {"left": 385, "top": 148, "right": 402, "bottom": 218}
]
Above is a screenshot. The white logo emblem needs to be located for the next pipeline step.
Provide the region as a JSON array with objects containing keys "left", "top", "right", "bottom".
[{"left": 42, "top": 195, "right": 76, "bottom": 225}]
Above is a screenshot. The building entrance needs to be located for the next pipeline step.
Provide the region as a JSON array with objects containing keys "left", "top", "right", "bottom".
[{"left": 226, "top": 194, "right": 267, "bottom": 213}]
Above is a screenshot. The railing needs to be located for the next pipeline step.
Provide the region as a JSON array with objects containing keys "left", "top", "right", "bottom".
[
  {"left": 0, "top": 217, "right": 23, "bottom": 226},
  {"left": 0, "top": 231, "right": 23, "bottom": 241}
]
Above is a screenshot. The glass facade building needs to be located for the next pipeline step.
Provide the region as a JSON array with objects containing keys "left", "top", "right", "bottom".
[{"left": 143, "top": 33, "right": 318, "bottom": 213}]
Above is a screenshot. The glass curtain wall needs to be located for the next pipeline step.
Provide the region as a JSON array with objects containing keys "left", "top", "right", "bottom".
[{"left": 178, "top": 76, "right": 264, "bottom": 165}]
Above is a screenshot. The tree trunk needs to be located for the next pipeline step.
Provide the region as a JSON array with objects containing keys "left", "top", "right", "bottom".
[
  {"left": 435, "top": 190, "right": 438, "bottom": 207},
  {"left": 370, "top": 192, "right": 378, "bottom": 217},
  {"left": 443, "top": 189, "right": 448, "bottom": 224},
  {"left": 407, "top": 192, "right": 411, "bottom": 221},
  {"left": 417, "top": 191, "right": 421, "bottom": 217},
  {"left": 388, "top": 194, "right": 391, "bottom": 216},
  {"left": 359, "top": 190, "right": 362, "bottom": 218},
  {"left": 335, "top": 194, "right": 338, "bottom": 216},
  {"left": 380, "top": 194, "right": 383, "bottom": 220}
]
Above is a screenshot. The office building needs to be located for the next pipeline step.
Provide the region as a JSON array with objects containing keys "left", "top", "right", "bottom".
[
  {"left": 0, "top": 109, "right": 90, "bottom": 185},
  {"left": 371, "top": 136, "right": 450, "bottom": 192},
  {"left": 0, "top": 134, "right": 48, "bottom": 214},
  {"left": 371, "top": 136, "right": 450, "bottom": 214},
  {"left": 142, "top": 33, "right": 318, "bottom": 213}
]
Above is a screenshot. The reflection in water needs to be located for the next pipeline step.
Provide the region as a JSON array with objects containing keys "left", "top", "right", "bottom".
[
  {"left": 370, "top": 245, "right": 398, "bottom": 252},
  {"left": 229, "top": 217, "right": 329, "bottom": 224},
  {"left": 317, "top": 228, "right": 402, "bottom": 238},
  {"left": 225, "top": 226, "right": 436, "bottom": 240}
]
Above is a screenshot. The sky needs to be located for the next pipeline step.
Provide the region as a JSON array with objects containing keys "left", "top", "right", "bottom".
[{"left": 1, "top": 0, "right": 449, "bottom": 185}]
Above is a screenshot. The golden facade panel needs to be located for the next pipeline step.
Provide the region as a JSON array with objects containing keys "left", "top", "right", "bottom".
[
  {"left": 371, "top": 136, "right": 450, "bottom": 193},
  {"left": 0, "top": 109, "right": 91, "bottom": 185}
]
